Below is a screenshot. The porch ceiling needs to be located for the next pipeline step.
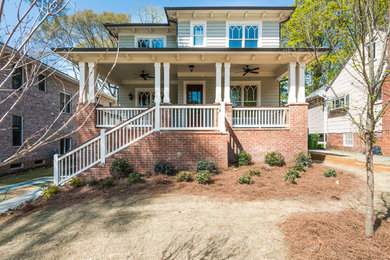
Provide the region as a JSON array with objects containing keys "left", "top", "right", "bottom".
[{"left": 98, "top": 62, "right": 289, "bottom": 85}]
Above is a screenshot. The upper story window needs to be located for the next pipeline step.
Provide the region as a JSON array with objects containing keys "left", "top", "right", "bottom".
[
  {"left": 137, "top": 38, "right": 164, "bottom": 48},
  {"left": 12, "top": 115, "right": 23, "bottom": 146},
  {"left": 60, "top": 92, "right": 72, "bottom": 113},
  {"left": 229, "top": 24, "right": 259, "bottom": 48},
  {"left": 327, "top": 93, "right": 350, "bottom": 111},
  {"left": 38, "top": 74, "right": 46, "bottom": 91},
  {"left": 191, "top": 22, "right": 206, "bottom": 47},
  {"left": 12, "top": 66, "right": 23, "bottom": 89}
]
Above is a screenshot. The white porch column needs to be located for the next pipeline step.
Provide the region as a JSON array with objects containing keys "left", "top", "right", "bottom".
[
  {"left": 215, "top": 62, "right": 222, "bottom": 103},
  {"left": 87, "top": 62, "right": 97, "bottom": 102},
  {"left": 154, "top": 62, "right": 161, "bottom": 104},
  {"left": 297, "top": 63, "right": 306, "bottom": 103},
  {"left": 224, "top": 62, "right": 231, "bottom": 103},
  {"left": 78, "top": 62, "right": 86, "bottom": 103},
  {"left": 163, "top": 62, "right": 170, "bottom": 103},
  {"left": 288, "top": 62, "right": 297, "bottom": 104}
]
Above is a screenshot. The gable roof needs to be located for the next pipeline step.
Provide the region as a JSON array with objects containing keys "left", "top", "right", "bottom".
[{"left": 306, "top": 86, "right": 326, "bottom": 101}]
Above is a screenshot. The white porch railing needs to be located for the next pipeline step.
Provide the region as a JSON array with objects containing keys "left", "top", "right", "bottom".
[
  {"left": 96, "top": 107, "right": 148, "bottom": 127},
  {"left": 160, "top": 105, "right": 220, "bottom": 130},
  {"left": 232, "top": 107, "right": 289, "bottom": 128},
  {"left": 54, "top": 107, "right": 156, "bottom": 185}
]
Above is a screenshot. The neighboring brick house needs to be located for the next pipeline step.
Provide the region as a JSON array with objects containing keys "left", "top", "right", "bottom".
[
  {"left": 307, "top": 36, "right": 389, "bottom": 155},
  {"left": 0, "top": 45, "right": 116, "bottom": 176},
  {"left": 52, "top": 6, "right": 329, "bottom": 185}
]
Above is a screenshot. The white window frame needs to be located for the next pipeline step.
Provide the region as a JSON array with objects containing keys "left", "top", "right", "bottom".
[
  {"left": 190, "top": 21, "right": 207, "bottom": 47},
  {"left": 135, "top": 35, "right": 167, "bottom": 48},
  {"left": 327, "top": 93, "right": 351, "bottom": 111},
  {"left": 60, "top": 91, "right": 72, "bottom": 114},
  {"left": 230, "top": 81, "right": 261, "bottom": 106},
  {"left": 343, "top": 133, "right": 354, "bottom": 147},
  {"left": 183, "top": 81, "right": 206, "bottom": 104},
  {"left": 135, "top": 88, "right": 164, "bottom": 106},
  {"left": 226, "top": 21, "right": 262, "bottom": 48}
]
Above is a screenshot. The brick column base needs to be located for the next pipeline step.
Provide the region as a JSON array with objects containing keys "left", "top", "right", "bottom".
[{"left": 76, "top": 103, "right": 100, "bottom": 145}]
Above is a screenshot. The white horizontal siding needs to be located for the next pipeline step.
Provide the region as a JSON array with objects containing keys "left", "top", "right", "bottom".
[
  {"left": 119, "top": 35, "right": 135, "bottom": 48},
  {"left": 260, "top": 77, "right": 279, "bottom": 106},
  {"left": 262, "top": 21, "right": 279, "bottom": 48},
  {"left": 308, "top": 100, "right": 325, "bottom": 134},
  {"left": 177, "top": 21, "right": 191, "bottom": 47},
  {"left": 206, "top": 21, "right": 226, "bottom": 47}
]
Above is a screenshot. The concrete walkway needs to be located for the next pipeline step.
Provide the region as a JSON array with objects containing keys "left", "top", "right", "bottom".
[
  {"left": 310, "top": 149, "right": 390, "bottom": 172},
  {"left": 0, "top": 177, "right": 52, "bottom": 214}
]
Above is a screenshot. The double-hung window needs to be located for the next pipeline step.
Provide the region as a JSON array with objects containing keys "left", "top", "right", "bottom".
[
  {"left": 38, "top": 74, "right": 46, "bottom": 91},
  {"left": 60, "top": 92, "right": 72, "bottom": 113},
  {"left": 190, "top": 21, "right": 206, "bottom": 47},
  {"left": 137, "top": 38, "right": 164, "bottom": 48},
  {"left": 229, "top": 24, "right": 259, "bottom": 48},
  {"left": 343, "top": 133, "right": 353, "bottom": 147},
  {"left": 12, "top": 66, "right": 23, "bottom": 89},
  {"left": 12, "top": 115, "right": 23, "bottom": 146},
  {"left": 60, "top": 138, "right": 72, "bottom": 154}
]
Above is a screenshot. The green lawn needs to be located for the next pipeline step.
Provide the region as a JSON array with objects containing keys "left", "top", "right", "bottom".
[{"left": 0, "top": 167, "right": 52, "bottom": 186}]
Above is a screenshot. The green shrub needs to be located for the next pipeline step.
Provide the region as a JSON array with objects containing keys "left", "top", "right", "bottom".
[
  {"left": 175, "top": 171, "right": 193, "bottom": 182},
  {"left": 194, "top": 170, "right": 213, "bottom": 184},
  {"left": 238, "top": 174, "right": 253, "bottom": 184},
  {"left": 284, "top": 169, "right": 300, "bottom": 183},
  {"left": 87, "top": 178, "right": 98, "bottom": 186},
  {"left": 110, "top": 158, "right": 134, "bottom": 179},
  {"left": 317, "top": 143, "right": 325, "bottom": 149},
  {"left": 248, "top": 169, "right": 261, "bottom": 176},
  {"left": 293, "top": 163, "right": 305, "bottom": 172},
  {"left": 69, "top": 177, "right": 83, "bottom": 187},
  {"left": 154, "top": 160, "right": 174, "bottom": 175},
  {"left": 42, "top": 185, "right": 59, "bottom": 198},
  {"left": 196, "top": 160, "right": 218, "bottom": 174},
  {"left": 324, "top": 169, "right": 337, "bottom": 178},
  {"left": 101, "top": 178, "right": 114, "bottom": 188},
  {"left": 235, "top": 150, "right": 252, "bottom": 166},
  {"left": 127, "top": 172, "right": 143, "bottom": 183},
  {"left": 264, "top": 151, "right": 285, "bottom": 166},
  {"left": 295, "top": 152, "right": 312, "bottom": 167}
]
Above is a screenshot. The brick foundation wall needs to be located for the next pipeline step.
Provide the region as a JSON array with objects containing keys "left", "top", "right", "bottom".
[
  {"left": 227, "top": 104, "right": 308, "bottom": 163},
  {"left": 326, "top": 133, "right": 365, "bottom": 153},
  {"left": 76, "top": 103, "right": 100, "bottom": 145},
  {"left": 381, "top": 44, "right": 390, "bottom": 155}
]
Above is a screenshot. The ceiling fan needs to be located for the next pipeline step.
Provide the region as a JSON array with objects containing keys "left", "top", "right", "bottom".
[
  {"left": 133, "top": 70, "right": 154, "bottom": 80},
  {"left": 242, "top": 65, "right": 259, "bottom": 76}
]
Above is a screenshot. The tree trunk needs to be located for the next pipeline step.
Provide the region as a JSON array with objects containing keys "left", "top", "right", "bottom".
[{"left": 365, "top": 131, "right": 375, "bottom": 236}]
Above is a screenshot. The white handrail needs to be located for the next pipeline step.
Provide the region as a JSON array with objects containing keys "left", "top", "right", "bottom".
[
  {"left": 96, "top": 107, "right": 147, "bottom": 127},
  {"left": 54, "top": 107, "right": 156, "bottom": 185},
  {"left": 232, "top": 107, "right": 289, "bottom": 128}
]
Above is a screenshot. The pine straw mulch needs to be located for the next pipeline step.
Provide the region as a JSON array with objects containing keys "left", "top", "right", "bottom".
[
  {"left": 0, "top": 162, "right": 363, "bottom": 222},
  {"left": 280, "top": 210, "right": 390, "bottom": 260}
]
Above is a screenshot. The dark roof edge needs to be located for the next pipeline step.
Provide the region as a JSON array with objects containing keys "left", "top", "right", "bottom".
[
  {"left": 53, "top": 47, "right": 331, "bottom": 52},
  {"left": 164, "top": 6, "right": 296, "bottom": 11},
  {"left": 104, "top": 23, "right": 171, "bottom": 27}
]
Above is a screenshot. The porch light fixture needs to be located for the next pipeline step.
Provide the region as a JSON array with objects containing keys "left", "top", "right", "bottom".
[
  {"left": 188, "top": 64, "right": 195, "bottom": 72},
  {"left": 128, "top": 92, "right": 133, "bottom": 100}
]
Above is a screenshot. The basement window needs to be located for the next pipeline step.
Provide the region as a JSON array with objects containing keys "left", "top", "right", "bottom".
[
  {"left": 34, "top": 159, "right": 45, "bottom": 165},
  {"left": 10, "top": 163, "right": 24, "bottom": 169},
  {"left": 343, "top": 133, "right": 354, "bottom": 147}
]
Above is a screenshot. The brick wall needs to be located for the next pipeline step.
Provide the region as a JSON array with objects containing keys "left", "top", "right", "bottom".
[
  {"left": 0, "top": 63, "right": 78, "bottom": 176},
  {"left": 75, "top": 103, "right": 101, "bottom": 145},
  {"left": 380, "top": 32, "right": 390, "bottom": 155},
  {"left": 227, "top": 104, "right": 308, "bottom": 163},
  {"left": 326, "top": 133, "right": 365, "bottom": 153}
]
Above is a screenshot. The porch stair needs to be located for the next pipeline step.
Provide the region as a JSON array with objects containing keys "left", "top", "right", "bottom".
[{"left": 53, "top": 106, "right": 157, "bottom": 185}]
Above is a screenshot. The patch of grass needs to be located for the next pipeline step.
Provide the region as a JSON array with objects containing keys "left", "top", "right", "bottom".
[
  {"left": 238, "top": 174, "right": 253, "bottom": 184},
  {"left": 0, "top": 167, "right": 52, "bottom": 186}
]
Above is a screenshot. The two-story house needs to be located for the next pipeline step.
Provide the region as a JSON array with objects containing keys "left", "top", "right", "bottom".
[
  {"left": 53, "top": 6, "right": 329, "bottom": 185},
  {"left": 0, "top": 44, "right": 116, "bottom": 176},
  {"left": 307, "top": 36, "right": 389, "bottom": 155}
]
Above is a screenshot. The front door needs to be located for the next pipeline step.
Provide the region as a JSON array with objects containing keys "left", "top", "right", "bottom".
[
  {"left": 186, "top": 85, "right": 203, "bottom": 127},
  {"left": 187, "top": 85, "right": 203, "bottom": 104}
]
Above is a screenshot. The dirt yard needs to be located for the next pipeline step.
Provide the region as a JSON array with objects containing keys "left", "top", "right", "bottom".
[{"left": 0, "top": 162, "right": 389, "bottom": 259}]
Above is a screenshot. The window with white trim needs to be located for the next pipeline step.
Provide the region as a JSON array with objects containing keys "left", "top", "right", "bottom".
[
  {"left": 229, "top": 25, "right": 259, "bottom": 48},
  {"left": 230, "top": 84, "right": 258, "bottom": 106},
  {"left": 136, "top": 89, "right": 164, "bottom": 106},
  {"left": 193, "top": 25, "right": 204, "bottom": 46},
  {"left": 137, "top": 38, "right": 164, "bottom": 48},
  {"left": 343, "top": 133, "right": 353, "bottom": 147},
  {"left": 327, "top": 94, "right": 350, "bottom": 110},
  {"left": 60, "top": 138, "right": 72, "bottom": 154}
]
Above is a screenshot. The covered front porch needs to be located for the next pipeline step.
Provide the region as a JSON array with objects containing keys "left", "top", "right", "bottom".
[{"left": 73, "top": 50, "right": 310, "bottom": 130}]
